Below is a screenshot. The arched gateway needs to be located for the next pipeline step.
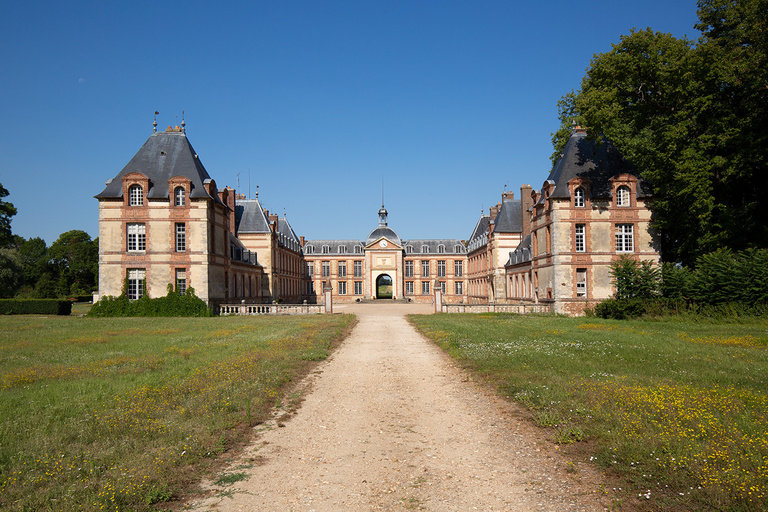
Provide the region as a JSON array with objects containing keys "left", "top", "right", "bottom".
[{"left": 376, "top": 274, "right": 393, "bottom": 299}]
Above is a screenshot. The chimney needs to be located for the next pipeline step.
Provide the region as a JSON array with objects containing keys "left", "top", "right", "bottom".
[
  {"left": 489, "top": 201, "right": 501, "bottom": 221},
  {"left": 502, "top": 191, "right": 515, "bottom": 201},
  {"left": 520, "top": 184, "right": 533, "bottom": 239},
  {"left": 300, "top": 236, "right": 305, "bottom": 247}
]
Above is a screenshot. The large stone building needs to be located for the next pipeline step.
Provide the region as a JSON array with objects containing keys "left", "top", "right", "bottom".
[{"left": 95, "top": 122, "right": 660, "bottom": 315}]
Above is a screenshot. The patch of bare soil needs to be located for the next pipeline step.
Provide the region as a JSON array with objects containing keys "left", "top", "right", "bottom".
[{"left": 189, "top": 304, "right": 609, "bottom": 511}]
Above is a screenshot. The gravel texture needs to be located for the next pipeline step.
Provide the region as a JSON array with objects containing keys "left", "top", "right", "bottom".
[{"left": 191, "top": 303, "right": 609, "bottom": 511}]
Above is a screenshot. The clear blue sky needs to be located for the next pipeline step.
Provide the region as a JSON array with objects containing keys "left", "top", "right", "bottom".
[{"left": 0, "top": 0, "right": 701, "bottom": 245}]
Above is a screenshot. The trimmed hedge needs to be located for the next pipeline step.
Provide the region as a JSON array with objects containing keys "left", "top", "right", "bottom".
[
  {"left": 593, "top": 298, "right": 768, "bottom": 320},
  {"left": 0, "top": 299, "right": 72, "bottom": 316},
  {"left": 88, "top": 286, "right": 211, "bottom": 317}
]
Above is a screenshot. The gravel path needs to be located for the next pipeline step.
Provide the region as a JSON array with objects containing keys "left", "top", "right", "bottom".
[{"left": 192, "top": 303, "right": 609, "bottom": 511}]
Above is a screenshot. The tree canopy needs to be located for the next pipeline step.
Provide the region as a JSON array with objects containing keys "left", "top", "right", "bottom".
[
  {"left": 552, "top": 1, "right": 768, "bottom": 266},
  {"left": 0, "top": 183, "right": 17, "bottom": 249}
]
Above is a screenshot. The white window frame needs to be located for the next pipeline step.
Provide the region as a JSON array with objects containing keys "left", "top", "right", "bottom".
[
  {"left": 616, "top": 186, "right": 630, "bottom": 207},
  {"left": 615, "top": 224, "right": 634, "bottom": 252},
  {"left": 454, "top": 260, "right": 463, "bottom": 277},
  {"left": 338, "top": 281, "right": 347, "bottom": 295},
  {"left": 575, "top": 224, "right": 585, "bottom": 252},
  {"left": 455, "top": 281, "right": 463, "bottom": 295},
  {"left": 174, "top": 186, "right": 185, "bottom": 206},
  {"left": 405, "top": 260, "right": 414, "bottom": 278},
  {"left": 127, "top": 223, "right": 146, "bottom": 252},
  {"left": 437, "top": 260, "right": 446, "bottom": 277},
  {"left": 175, "top": 268, "right": 187, "bottom": 294},
  {"left": 439, "top": 281, "right": 446, "bottom": 294},
  {"left": 576, "top": 268, "right": 586, "bottom": 297},
  {"left": 129, "top": 184, "right": 143, "bottom": 206},
  {"left": 321, "top": 261, "right": 330, "bottom": 277},
  {"left": 353, "top": 260, "right": 362, "bottom": 277},
  {"left": 338, "top": 261, "right": 347, "bottom": 278},
  {"left": 127, "top": 268, "right": 145, "bottom": 300},
  {"left": 421, "top": 281, "right": 430, "bottom": 295},
  {"left": 421, "top": 260, "right": 430, "bottom": 277},
  {"left": 354, "top": 281, "right": 363, "bottom": 295},
  {"left": 306, "top": 262, "right": 314, "bottom": 277},
  {"left": 175, "top": 223, "right": 186, "bottom": 252},
  {"left": 574, "top": 187, "right": 585, "bottom": 207},
  {"left": 405, "top": 281, "right": 414, "bottom": 295}
]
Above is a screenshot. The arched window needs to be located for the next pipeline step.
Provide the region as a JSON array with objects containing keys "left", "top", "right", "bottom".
[
  {"left": 129, "top": 184, "right": 143, "bottom": 206},
  {"left": 574, "top": 187, "right": 585, "bottom": 207},
  {"left": 174, "top": 186, "right": 185, "bottom": 206},
  {"left": 437, "top": 244, "right": 445, "bottom": 254},
  {"left": 616, "top": 186, "right": 630, "bottom": 207}
]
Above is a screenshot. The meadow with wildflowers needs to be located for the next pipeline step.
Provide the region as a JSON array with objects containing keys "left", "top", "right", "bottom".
[
  {"left": 0, "top": 314, "right": 354, "bottom": 511},
  {"left": 410, "top": 313, "right": 768, "bottom": 511}
]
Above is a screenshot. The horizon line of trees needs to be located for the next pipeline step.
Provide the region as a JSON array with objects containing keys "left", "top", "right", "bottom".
[{"left": 0, "top": 183, "right": 98, "bottom": 298}]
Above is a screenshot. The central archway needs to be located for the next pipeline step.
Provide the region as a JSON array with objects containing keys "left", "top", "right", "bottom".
[{"left": 376, "top": 274, "right": 393, "bottom": 299}]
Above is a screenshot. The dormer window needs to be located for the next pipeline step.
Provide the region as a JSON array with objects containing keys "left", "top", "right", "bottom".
[
  {"left": 574, "top": 187, "right": 585, "bottom": 207},
  {"left": 174, "top": 186, "right": 186, "bottom": 206},
  {"left": 437, "top": 244, "right": 445, "bottom": 254},
  {"left": 129, "top": 184, "right": 143, "bottom": 206},
  {"left": 616, "top": 186, "right": 630, "bottom": 207},
  {"left": 305, "top": 245, "right": 314, "bottom": 255},
  {"left": 422, "top": 245, "right": 429, "bottom": 254},
  {"left": 354, "top": 245, "right": 362, "bottom": 254},
  {"left": 406, "top": 245, "right": 413, "bottom": 253},
  {"left": 338, "top": 245, "right": 347, "bottom": 254},
  {"left": 322, "top": 245, "right": 330, "bottom": 254}
]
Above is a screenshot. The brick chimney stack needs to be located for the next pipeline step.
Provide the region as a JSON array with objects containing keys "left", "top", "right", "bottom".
[{"left": 520, "top": 184, "right": 533, "bottom": 239}]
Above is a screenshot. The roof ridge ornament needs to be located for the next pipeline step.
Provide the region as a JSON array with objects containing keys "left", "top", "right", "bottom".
[{"left": 153, "top": 111, "right": 158, "bottom": 133}]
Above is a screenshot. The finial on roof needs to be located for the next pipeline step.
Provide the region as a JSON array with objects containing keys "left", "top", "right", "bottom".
[
  {"left": 181, "top": 111, "right": 185, "bottom": 133},
  {"left": 255, "top": 185, "right": 259, "bottom": 199},
  {"left": 153, "top": 111, "right": 158, "bottom": 133}
]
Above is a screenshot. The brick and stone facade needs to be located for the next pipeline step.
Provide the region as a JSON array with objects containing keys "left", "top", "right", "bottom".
[{"left": 96, "top": 124, "right": 659, "bottom": 315}]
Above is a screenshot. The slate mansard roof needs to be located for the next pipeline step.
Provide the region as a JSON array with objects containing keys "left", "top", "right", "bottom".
[
  {"left": 403, "top": 239, "right": 467, "bottom": 255},
  {"left": 304, "top": 240, "right": 365, "bottom": 255},
  {"left": 235, "top": 199, "right": 271, "bottom": 234},
  {"left": 492, "top": 197, "right": 522, "bottom": 234},
  {"left": 96, "top": 130, "right": 219, "bottom": 201},
  {"left": 545, "top": 129, "right": 652, "bottom": 200}
]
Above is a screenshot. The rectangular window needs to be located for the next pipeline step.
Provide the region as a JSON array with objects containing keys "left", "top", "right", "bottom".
[
  {"left": 127, "top": 268, "right": 145, "bottom": 300},
  {"left": 354, "top": 281, "right": 363, "bottom": 295},
  {"left": 175, "top": 223, "right": 186, "bottom": 252},
  {"left": 454, "top": 260, "right": 463, "bottom": 277},
  {"left": 306, "top": 281, "right": 315, "bottom": 295},
  {"left": 175, "top": 268, "right": 187, "bottom": 294},
  {"left": 338, "top": 262, "right": 347, "bottom": 278},
  {"left": 575, "top": 224, "right": 585, "bottom": 252},
  {"left": 576, "top": 268, "right": 587, "bottom": 297},
  {"left": 421, "top": 281, "right": 430, "bottom": 295},
  {"left": 306, "top": 262, "right": 314, "bottom": 277},
  {"left": 353, "top": 260, "right": 362, "bottom": 277},
  {"left": 616, "top": 224, "right": 634, "bottom": 252},
  {"left": 437, "top": 260, "right": 446, "bottom": 277},
  {"left": 405, "top": 281, "right": 414, "bottom": 295},
  {"left": 321, "top": 261, "right": 330, "bottom": 277},
  {"left": 127, "top": 223, "right": 146, "bottom": 252},
  {"left": 421, "top": 260, "right": 430, "bottom": 277},
  {"left": 439, "top": 281, "right": 446, "bottom": 294},
  {"left": 455, "top": 281, "right": 464, "bottom": 295},
  {"left": 338, "top": 281, "right": 347, "bottom": 295},
  {"left": 405, "top": 260, "right": 414, "bottom": 278}
]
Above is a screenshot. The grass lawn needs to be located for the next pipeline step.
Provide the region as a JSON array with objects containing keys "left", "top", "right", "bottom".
[
  {"left": 0, "top": 313, "right": 355, "bottom": 511},
  {"left": 410, "top": 313, "right": 768, "bottom": 512}
]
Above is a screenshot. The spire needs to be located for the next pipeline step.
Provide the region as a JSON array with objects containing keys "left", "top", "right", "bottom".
[
  {"left": 153, "top": 111, "right": 158, "bottom": 133},
  {"left": 378, "top": 204, "right": 388, "bottom": 227}
]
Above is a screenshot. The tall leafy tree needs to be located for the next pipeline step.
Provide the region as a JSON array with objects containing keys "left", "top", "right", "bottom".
[
  {"left": 48, "top": 230, "right": 98, "bottom": 295},
  {"left": 0, "top": 248, "right": 23, "bottom": 297},
  {"left": 0, "top": 184, "right": 16, "bottom": 248},
  {"left": 552, "top": 1, "right": 768, "bottom": 265}
]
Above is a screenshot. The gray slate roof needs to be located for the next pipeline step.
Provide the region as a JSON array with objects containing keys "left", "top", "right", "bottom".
[
  {"left": 365, "top": 226, "right": 402, "bottom": 246},
  {"left": 235, "top": 199, "right": 271, "bottom": 234},
  {"left": 505, "top": 234, "right": 532, "bottom": 267},
  {"left": 95, "top": 131, "right": 218, "bottom": 201},
  {"left": 403, "top": 239, "right": 467, "bottom": 255},
  {"left": 304, "top": 240, "right": 365, "bottom": 255},
  {"left": 547, "top": 130, "right": 652, "bottom": 199},
  {"left": 493, "top": 198, "right": 522, "bottom": 233}
]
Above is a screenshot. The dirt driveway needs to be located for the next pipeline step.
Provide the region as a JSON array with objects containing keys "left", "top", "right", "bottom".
[{"left": 193, "top": 303, "right": 608, "bottom": 511}]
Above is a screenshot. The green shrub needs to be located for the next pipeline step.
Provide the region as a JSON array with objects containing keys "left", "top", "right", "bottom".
[
  {"left": 0, "top": 299, "right": 72, "bottom": 315},
  {"left": 89, "top": 286, "right": 211, "bottom": 317},
  {"left": 593, "top": 298, "right": 647, "bottom": 319}
]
